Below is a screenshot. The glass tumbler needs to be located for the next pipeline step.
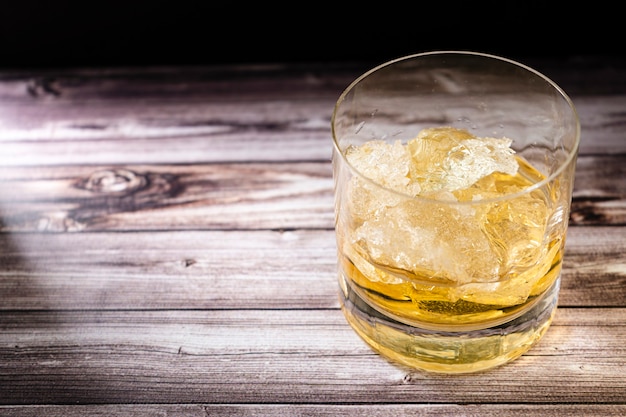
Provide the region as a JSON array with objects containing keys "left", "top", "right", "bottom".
[{"left": 331, "top": 51, "right": 580, "bottom": 373}]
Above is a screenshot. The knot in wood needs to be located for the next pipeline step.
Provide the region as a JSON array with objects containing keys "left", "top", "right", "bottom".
[
  {"left": 26, "top": 77, "right": 61, "bottom": 98},
  {"left": 81, "top": 169, "right": 147, "bottom": 195}
]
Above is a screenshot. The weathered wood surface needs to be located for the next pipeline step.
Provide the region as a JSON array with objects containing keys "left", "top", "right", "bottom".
[
  {"left": 0, "top": 61, "right": 625, "bottom": 168},
  {"left": 0, "top": 227, "right": 624, "bottom": 310},
  {"left": 1, "top": 405, "right": 625, "bottom": 417},
  {"left": 0, "top": 154, "right": 623, "bottom": 233},
  {"left": 0, "top": 58, "right": 625, "bottom": 416},
  {"left": 1, "top": 309, "right": 625, "bottom": 405}
]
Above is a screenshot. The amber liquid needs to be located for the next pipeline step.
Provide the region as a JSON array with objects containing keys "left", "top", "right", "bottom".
[{"left": 337, "top": 156, "right": 564, "bottom": 373}]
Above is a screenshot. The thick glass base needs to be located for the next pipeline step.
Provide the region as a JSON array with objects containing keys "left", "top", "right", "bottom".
[{"left": 339, "top": 274, "right": 560, "bottom": 374}]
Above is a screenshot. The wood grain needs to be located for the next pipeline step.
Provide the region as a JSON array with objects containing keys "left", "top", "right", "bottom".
[
  {"left": 0, "top": 153, "right": 624, "bottom": 233},
  {"left": 1, "top": 308, "right": 625, "bottom": 405},
  {"left": 0, "top": 65, "right": 625, "bottom": 169},
  {"left": 1, "top": 404, "right": 625, "bottom": 417},
  {"left": 0, "top": 227, "right": 624, "bottom": 311},
  {"left": 1, "top": 61, "right": 625, "bottom": 415},
  {"left": 0, "top": 95, "right": 624, "bottom": 166},
  {"left": 0, "top": 163, "right": 334, "bottom": 232}
]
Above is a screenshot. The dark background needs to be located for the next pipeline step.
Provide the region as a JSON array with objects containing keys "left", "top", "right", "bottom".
[{"left": 0, "top": 1, "right": 622, "bottom": 69}]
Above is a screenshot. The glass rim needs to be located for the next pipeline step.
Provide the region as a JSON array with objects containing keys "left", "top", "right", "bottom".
[{"left": 331, "top": 50, "right": 581, "bottom": 206}]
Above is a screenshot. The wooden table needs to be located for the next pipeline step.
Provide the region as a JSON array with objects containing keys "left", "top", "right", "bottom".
[{"left": 0, "top": 56, "right": 625, "bottom": 416}]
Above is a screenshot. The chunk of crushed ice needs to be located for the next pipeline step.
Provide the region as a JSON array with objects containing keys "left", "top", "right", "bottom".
[
  {"left": 345, "top": 127, "right": 519, "bottom": 197},
  {"left": 345, "top": 140, "right": 421, "bottom": 195},
  {"left": 441, "top": 137, "right": 519, "bottom": 191},
  {"left": 407, "top": 127, "right": 519, "bottom": 194}
]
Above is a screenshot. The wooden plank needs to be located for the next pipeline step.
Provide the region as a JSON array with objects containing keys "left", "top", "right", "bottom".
[
  {"left": 0, "top": 230, "right": 338, "bottom": 310},
  {"left": 0, "top": 65, "right": 352, "bottom": 167},
  {"left": 574, "top": 96, "right": 626, "bottom": 155},
  {"left": 0, "top": 57, "right": 623, "bottom": 101},
  {"left": 571, "top": 155, "right": 626, "bottom": 225},
  {"left": 561, "top": 226, "right": 626, "bottom": 307},
  {"left": 0, "top": 163, "right": 334, "bottom": 232},
  {"left": 0, "top": 64, "right": 361, "bottom": 101},
  {"left": 0, "top": 101, "right": 335, "bottom": 165},
  {"left": 0, "top": 154, "right": 623, "bottom": 233},
  {"left": 0, "top": 309, "right": 625, "bottom": 405},
  {"left": 0, "top": 67, "right": 624, "bottom": 167},
  {"left": 0, "top": 227, "right": 623, "bottom": 311},
  {"left": 1, "top": 404, "right": 625, "bottom": 417},
  {"left": 0, "top": 405, "right": 211, "bottom": 417},
  {"left": 0, "top": 96, "right": 624, "bottom": 165},
  {"left": 529, "top": 55, "right": 626, "bottom": 96}
]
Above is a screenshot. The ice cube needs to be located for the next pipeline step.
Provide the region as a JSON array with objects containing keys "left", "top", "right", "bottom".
[
  {"left": 406, "top": 127, "right": 519, "bottom": 194},
  {"left": 345, "top": 140, "right": 421, "bottom": 196},
  {"left": 344, "top": 140, "right": 420, "bottom": 224},
  {"left": 443, "top": 137, "right": 519, "bottom": 191},
  {"left": 352, "top": 199, "right": 501, "bottom": 286}
]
